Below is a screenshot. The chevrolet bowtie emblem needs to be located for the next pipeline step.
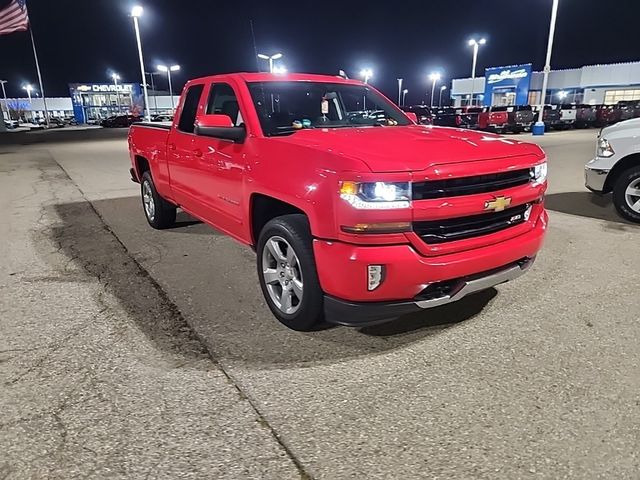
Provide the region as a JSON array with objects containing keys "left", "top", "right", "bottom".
[{"left": 485, "top": 196, "right": 512, "bottom": 212}]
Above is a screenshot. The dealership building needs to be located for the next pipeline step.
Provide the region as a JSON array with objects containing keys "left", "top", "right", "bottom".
[
  {"left": 3, "top": 82, "right": 178, "bottom": 123},
  {"left": 451, "top": 61, "right": 640, "bottom": 107}
]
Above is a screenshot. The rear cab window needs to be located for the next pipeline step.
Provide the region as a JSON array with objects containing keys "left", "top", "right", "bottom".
[{"left": 177, "top": 84, "right": 205, "bottom": 133}]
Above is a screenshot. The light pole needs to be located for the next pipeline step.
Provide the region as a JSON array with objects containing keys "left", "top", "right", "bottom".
[
  {"left": 534, "top": 0, "right": 560, "bottom": 135},
  {"left": 360, "top": 69, "right": 373, "bottom": 110},
  {"left": 468, "top": 38, "right": 486, "bottom": 106},
  {"left": 402, "top": 88, "right": 408, "bottom": 107},
  {"left": 257, "top": 53, "right": 283, "bottom": 73},
  {"left": 23, "top": 84, "right": 33, "bottom": 121},
  {"left": 439, "top": 85, "right": 447, "bottom": 107},
  {"left": 111, "top": 73, "right": 121, "bottom": 114},
  {"left": 157, "top": 64, "right": 180, "bottom": 111},
  {"left": 131, "top": 5, "right": 151, "bottom": 120},
  {"left": 397, "top": 78, "right": 403, "bottom": 105},
  {"left": 145, "top": 71, "right": 159, "bottom": 114},
  {"left": 0, "top": 80, "right": 7, "bottom": 119},
  {"left": 429, "top": 72, "right": 441, "bottom": 108}
]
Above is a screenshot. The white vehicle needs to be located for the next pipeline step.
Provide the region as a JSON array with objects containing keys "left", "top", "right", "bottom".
[{"left": 585, "top": 118, "right": 640, "bottom": 223}]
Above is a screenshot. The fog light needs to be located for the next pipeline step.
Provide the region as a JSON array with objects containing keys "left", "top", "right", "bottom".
[{"left": 368, "top": 265, "right": 385, "bottom": 291}]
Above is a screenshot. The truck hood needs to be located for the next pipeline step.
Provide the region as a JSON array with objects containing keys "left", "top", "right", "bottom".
[
  {"left": 271, "top": 125, "right": 543, "bottom": 172},
  {"left": 602, "top": 117, "right": 640, "bottom": 138}
]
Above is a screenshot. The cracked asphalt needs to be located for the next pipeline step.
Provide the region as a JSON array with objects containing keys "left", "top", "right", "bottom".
[{"left": 1, "top": 128, "right": 639, "bottom": 479}]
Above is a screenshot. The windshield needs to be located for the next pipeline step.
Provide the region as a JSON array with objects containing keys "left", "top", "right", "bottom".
[{"left": 248, "top": 81, "right": 410, "bottom": 136}]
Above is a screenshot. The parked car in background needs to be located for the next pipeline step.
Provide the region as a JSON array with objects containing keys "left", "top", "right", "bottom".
[
  {"left": 617, "top": 101, "right": 640, "bottom": 122},
  {"left": 575, "top": 104, "right": 597, "bottom": 128},
  {"left": 533, "top": 105, "right": 562, "bottom": 130},
  {"left": 595, "top": 104, "right": 622, "bottom": 127},
  {"left": 558, "top": 104, "right": 577, "bottom": 129},
  {"left": 430, "top": 107, "right": 459, "bottom": 127},
  {"left": 514, "top": 105, "right": 535, "bottom": 132},
  {"left": 585, "top": 118, "right": 640, "bottom": 223},
  {"left": 401, "top": 105, "right": 432, "bottom": 125},
  {"left": 460, "top": 106, "right": 483, "bottom": 129},
  {"left": 101, "top": 114, "right": 143, "bottom": 128},
  {"left": 478, "top": 106, "right": 516, "bottom": 133},
  {"left": 151, "top": 114, "right": 174, "bottom": 123}
]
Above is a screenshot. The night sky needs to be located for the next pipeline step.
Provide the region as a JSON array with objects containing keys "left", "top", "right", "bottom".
[{"left": 1, "top": 0, "right": 639, "bottom": 104}]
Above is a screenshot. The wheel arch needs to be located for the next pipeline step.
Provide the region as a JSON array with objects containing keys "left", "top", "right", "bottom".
[
  {"left": 604, "top": 153, "right": 640, "bottom": 193},
  {"left": 249, "top": 194, "right": 307, "bottom": 247}
]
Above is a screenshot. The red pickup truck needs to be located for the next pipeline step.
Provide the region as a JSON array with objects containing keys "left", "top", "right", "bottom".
[{"left": 128, "top": 73, "right": 548, "bottom": 331}]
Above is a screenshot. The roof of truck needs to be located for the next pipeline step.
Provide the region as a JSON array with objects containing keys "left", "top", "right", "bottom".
[{"left": 189, "top": 72, "right": 365, "bottom": 85}]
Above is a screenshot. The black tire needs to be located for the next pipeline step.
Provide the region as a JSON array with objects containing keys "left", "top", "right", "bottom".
[
  {"left": 256, "top": 214, "right": 324, "bottom": 331},
  {"left": 613, "top": 166, "right": 640, "bottom": 223},
  {"left": 140, "top": 171, "right": 176, "bottom": 229}
]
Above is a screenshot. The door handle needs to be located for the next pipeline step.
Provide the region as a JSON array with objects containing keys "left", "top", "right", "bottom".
[
  {"left": 168, "top": 143, "right": 176, "bottom": 150},
  {"left": 193, "top": 149, "right": 203, "bottom": 158}
]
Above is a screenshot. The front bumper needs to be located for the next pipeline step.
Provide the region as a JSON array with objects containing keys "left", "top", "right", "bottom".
[
  {"left": 585, "top": 162, "right": 610, "bottom": 193},
  {"left": 325, "top": 257, "right": 535, "bottom": 326},
  {"left": 315, "top": 209, "right": 548, "bottom": 325}
]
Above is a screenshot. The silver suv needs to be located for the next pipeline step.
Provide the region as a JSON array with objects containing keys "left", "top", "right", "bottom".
[{"left": 585, "top": 118, "right": 640, "bottom": 223}]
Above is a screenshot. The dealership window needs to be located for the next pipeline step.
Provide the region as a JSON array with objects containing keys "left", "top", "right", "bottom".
[
  {"left": 604, "top": 89, "right": 640, "bottom": 105},
  {"left": 461, "top": 94, "right": 484, "bottom": 107}
]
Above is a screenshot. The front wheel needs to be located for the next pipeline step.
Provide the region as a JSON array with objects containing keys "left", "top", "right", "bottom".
[
  {"left": 613, "top": 166, "right": 640, "bottom": 223},
  {"left": 256, "top": 214, "right": 324, "bottom": 331}
]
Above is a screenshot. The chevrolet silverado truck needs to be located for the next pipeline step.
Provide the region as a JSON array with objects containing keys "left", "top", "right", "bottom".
[
  {"left": 585, "top": 117, "right": 640, "bottom": 223},
  {"left": 128, "top": 73, "right": 548, "bottom": 331}
]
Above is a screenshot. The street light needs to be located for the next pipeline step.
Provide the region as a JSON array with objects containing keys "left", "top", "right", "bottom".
[
  {"left": 468, "top": 38, "right": 487, "bottom": 106},
  {"left": 533, "top": 0, "right": 560, "bottom": 135},
  {"left": 23, "top": 84, "right": 34, "bottom": 121},
  {"left": 429, "top": 72, "right": 441, "bottom": 108},
  {"left": 111, "top": 73, "right": 121, "bottom": 114},
  {"left": 257, "top": 53, "right": 283, "bottom": 73},
  {"left": 397, "top": 78, "right": 403, "bottom": 105},
  {"left": 157, "top": 65, "right": 180, "bottom": 111},
  {"left": 272, "top": 65, "right": 287, "bottom": 75},
  {"left": 439, "top": 85, "right": 447, "bottom": 107},
  {"left": 131, "top": 5, "right": 151, "bottom": 120},
  {"left": 360, "top": 68, "right": 373, "bottom": 84},
  {"left": 402, "top": 88, "right": 408, "bottom": 107}
]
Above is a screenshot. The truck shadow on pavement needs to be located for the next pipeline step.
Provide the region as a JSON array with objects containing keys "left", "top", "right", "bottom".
[
  {"left": 51, "top": 198, "right": 497, "bottom": 367},
  {"left": 545, "top": 191, "right": 637, "bottom": 227}
]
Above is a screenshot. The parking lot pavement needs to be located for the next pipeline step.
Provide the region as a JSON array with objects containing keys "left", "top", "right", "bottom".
[{"left": 2, "top": 128, "right": 639, "bottom": 479}]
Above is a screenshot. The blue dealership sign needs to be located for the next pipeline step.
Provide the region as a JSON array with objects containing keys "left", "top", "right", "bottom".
[{"left": 483, "top": 64, "right": 532, "bottom": 106}]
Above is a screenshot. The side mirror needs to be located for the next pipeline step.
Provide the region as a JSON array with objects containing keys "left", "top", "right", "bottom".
[
  {"left": 405, "top": 111, "right": 418, "bottom": 123},
  {"left": 195, "top": 114, "right": 246, "bottom": 143}
]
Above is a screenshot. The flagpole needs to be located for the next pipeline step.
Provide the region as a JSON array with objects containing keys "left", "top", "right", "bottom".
[{"left": 29, "top": 26, "right": 49, "bottom": 127}]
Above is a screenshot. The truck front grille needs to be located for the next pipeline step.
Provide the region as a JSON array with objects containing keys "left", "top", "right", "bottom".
[
  {"left": 413, "top": 204, "right": 530, "bottom": 245},
  {"left": 412, "top": 169, "right": 531, "bottom": 200}
]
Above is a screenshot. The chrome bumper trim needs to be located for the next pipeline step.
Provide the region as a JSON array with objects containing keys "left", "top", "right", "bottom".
[{"left": 415, "top": 257, "right": 535, "bottom": 309}]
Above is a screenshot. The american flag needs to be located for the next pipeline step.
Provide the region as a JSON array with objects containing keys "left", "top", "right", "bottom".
[{"left": 0, "top": 0, "right": 29, "bottom": 36}]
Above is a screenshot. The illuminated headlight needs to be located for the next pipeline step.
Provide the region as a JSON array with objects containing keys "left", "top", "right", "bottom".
[
  {"left": 340, "top": 181, "right": 411, "bottom": 209},
  {"left": 597, "top": 138, "right": 615, "bottom": 158},
  {"left": 530, "top": 162, "right": 548, "bottom": 185}
]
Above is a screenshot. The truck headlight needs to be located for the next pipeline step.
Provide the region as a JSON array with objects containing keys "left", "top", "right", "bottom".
[
  {"left": 530, "top": 162, "right": 548, "bottom": 185},
  {"left": 597, "top": 138, "right": 615, "bottom": 158},
  {"left": 339, "top": 181, "right": 411, "bottom": 209}
]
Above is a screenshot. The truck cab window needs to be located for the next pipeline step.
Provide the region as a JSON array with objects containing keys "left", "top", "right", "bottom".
[
  {"left": 177, "top": 84, "right": 204, "bottom": 133},
  {"left": 206, "top": 83, "right": 243, "bottom": 126}
]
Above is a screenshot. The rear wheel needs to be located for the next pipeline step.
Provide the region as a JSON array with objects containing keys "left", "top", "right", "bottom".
[
  {"left": 613, "top": 166, "right": 640, "bottom": 223},
  {"left": 256, "top": 214, "right": 324, "bottom": 331},
  {"left": 141, "top": 171, "right": 176, "bottom": 229}
]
